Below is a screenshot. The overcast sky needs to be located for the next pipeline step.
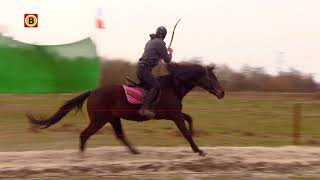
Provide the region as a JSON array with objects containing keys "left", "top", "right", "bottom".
[{"left": 0, "top": 0, "right": 319, "bottom": 80}]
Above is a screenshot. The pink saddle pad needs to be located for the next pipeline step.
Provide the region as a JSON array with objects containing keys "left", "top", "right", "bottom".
[{"left": 123, "top": 85, "right": 144, "bottom": 104}]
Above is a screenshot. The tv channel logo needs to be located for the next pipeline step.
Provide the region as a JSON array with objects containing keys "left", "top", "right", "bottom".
[{"left": 24, "top": 14, "right": 38, "bottom": 28}]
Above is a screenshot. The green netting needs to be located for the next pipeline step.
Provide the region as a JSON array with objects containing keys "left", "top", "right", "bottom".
[{"left": 0, "top": 36, "right": 99, "bottom": 93}]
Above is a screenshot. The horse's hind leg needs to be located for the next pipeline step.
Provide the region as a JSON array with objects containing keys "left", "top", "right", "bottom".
[
  {"left": 110, "top": 118, "right": 140, "bottom": 154},
  {"left": 80, "top": 116, "right": 108, "bottom": 152}
]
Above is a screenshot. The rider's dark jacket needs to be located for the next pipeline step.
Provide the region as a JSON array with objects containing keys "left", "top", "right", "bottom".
[{"left": 138, "top": 34, "right": 172, "bottom": 69}]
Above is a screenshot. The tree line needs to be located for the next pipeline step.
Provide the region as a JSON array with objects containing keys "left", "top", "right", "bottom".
[{"left": 100, "top": 59, "right": 319, "bottom": 92}]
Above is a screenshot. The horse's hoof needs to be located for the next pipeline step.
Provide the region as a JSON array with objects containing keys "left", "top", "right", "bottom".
[
  {"left": 79, "top": 146, "right": 85, "bottom": 153},
  {"left": 133, "top": 151, "right": 141, "bottom": 155},
  {"left": 131, "top": 150, "right": 141, "bottom": 155},
  {"left": 198, "top": 150, "right": 206, "bottom": 156}
]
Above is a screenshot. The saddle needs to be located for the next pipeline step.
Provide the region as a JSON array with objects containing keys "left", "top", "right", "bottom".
[
  {"left": 125, "top": 76, "right": 143, "bottom": 88},
  {"left": 123, "top": 76, "right": 161, "bottom": 105},
  {"left": 123, "top": 77, "right": 146, "bottom": 104}
]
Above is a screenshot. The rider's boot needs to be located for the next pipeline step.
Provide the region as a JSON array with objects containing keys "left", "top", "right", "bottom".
[{"left": 139, "top": 89, "right": 157, "bottom": 119}]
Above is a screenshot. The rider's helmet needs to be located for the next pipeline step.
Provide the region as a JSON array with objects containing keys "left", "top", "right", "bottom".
[{"left": 156, "top": 26, "right": 167, "bottom": 39}]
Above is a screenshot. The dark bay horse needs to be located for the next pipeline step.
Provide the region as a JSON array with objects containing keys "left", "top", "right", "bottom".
[{"left": 28, "top": 63, "right": 225, "bottom": 156}]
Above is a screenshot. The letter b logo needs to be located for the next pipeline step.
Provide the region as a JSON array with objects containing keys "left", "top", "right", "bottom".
[{"left": 24, "top": 14, "right": 38, "bottom": 28}]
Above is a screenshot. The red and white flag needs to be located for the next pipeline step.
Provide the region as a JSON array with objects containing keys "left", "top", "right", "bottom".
[{"left": 96, "top": 8, "right": 105, "bottom": 29}]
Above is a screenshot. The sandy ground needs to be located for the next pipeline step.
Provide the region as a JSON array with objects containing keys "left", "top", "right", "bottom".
[{"left": 1, "top": 146, "right": 320, "bottom": 179}]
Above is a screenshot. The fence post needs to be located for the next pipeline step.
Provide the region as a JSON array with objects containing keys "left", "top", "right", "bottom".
[{"left": 293, "top": 103, "right": 302, "bottom": 145}]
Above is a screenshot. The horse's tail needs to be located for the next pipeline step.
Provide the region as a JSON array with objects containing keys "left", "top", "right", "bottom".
[{"left": 27, "top": 91, "right": 91, "bottom": 129}]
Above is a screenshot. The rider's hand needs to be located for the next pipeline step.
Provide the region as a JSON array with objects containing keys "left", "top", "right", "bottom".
[{"left": 167, "top": 48, "right": 173, "bottom": 54}]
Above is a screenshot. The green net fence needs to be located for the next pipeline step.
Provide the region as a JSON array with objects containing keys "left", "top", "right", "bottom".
[{"left": 0, "top": 36, "right": 99, "bottom": 93}]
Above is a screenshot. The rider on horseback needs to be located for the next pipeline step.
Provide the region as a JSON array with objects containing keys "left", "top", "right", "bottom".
[{"left": 137, "top": 26, "right": 173, "bottom": 118}]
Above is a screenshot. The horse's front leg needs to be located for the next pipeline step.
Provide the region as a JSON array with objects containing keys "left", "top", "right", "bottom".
[
  {"left": 172, "top": 113, "right": 205, "bottom": 156},
  {"left": 182, "top": 113, "right": 193, "bottom": 136}
]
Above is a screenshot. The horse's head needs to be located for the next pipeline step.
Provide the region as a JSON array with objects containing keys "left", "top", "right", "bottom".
[
  {"left": 195, "top": 65, "right": 225, "bottom": 99},
  {"left": 166, "top": 63, "right": 225, "bottom": 99}
]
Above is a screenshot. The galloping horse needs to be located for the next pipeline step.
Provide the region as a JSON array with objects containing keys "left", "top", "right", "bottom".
[{"left": 28, "top": 63, "right": 225, "bottom": 156}]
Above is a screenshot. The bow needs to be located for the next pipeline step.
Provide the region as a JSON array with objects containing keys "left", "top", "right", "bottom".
[
  {"left": 168, "top": 18, "right": 181, "bottom": 48},
  {"left": 157, "top": 18, "right": 181, "bottom": 76}
]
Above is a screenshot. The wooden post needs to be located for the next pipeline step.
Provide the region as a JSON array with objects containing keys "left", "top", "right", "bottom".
[{"left": 293, "top": 103, "right": 302, "bottom": 145}]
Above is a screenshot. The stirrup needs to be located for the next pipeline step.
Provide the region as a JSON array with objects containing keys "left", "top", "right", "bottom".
[
  {"left": 139, "top": 107, "right": 155, "bottom": 119},
  {"left": 143, "top": 109, "right": 155, "bottom": 119}
]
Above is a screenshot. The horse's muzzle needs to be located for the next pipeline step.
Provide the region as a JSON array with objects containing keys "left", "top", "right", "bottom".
[{"left": 215, "top": 89, "right": 225, "bottom": 99}]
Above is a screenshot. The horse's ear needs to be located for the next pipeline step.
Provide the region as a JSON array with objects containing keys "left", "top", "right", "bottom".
[{"left": 207, "top": 65, "right": 216, "bottom": 71}]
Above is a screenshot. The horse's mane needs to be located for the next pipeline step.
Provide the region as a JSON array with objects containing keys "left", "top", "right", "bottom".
[
  {"left": 166, "top": 62, "right": 206, "bottom": 81},
  {"left": 155, "top": 62, "right": 206, "bottom": 96},
  {"left": 157, "top": 62, "right": 207, "bottom": 91},
  {"left": 166, "top": 62, "right": 204, "bottom": 73}
]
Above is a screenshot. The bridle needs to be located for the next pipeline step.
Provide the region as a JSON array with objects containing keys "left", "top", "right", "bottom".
[{"left": 194, "top": 67, "right": 215, "bottom": 91}]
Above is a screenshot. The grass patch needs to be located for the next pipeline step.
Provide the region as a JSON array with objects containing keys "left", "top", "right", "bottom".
[{"left": 0, "top": 92, "right": 320, "bottom": 151}]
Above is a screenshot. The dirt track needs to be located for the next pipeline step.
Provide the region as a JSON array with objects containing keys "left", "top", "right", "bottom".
[{"left": 1, "top": 146, "right": 320, "bottom": 179}]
